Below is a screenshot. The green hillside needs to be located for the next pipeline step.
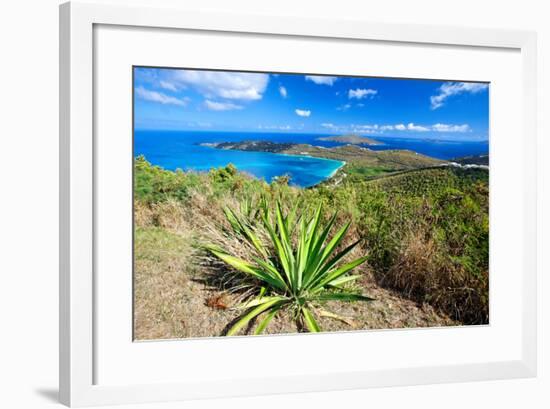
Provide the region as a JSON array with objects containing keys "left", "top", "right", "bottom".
[
  {"left": 134, "top": 156, "right": 489, "bottom": 331},
  {"left": 366, "top": 166, "right": 489, "bottom": 194}
]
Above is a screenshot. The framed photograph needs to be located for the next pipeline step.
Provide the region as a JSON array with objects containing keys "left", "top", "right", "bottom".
[{"left": 59, "top": 1, "right": 537, "bottom": 406}]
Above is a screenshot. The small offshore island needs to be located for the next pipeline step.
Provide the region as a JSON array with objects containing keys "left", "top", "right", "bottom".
[{"left": 316, "top": 134, "right": 384, "bottom": 145}]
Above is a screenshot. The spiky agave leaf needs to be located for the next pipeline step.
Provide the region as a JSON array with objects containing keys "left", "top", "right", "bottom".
[
  {"left": 206, "top": 247, "right": 286, "bottom": 291},
  {"left": 310, "top": 256, "right": 369, "bottom": 291},
  {"left": 222, "top": 205, "right": 268, "bottom": 259},
  {"left": 302, "top": 307, "right": 321, "bottom": 332},
  {"left": 312, "top": 292, "right": 375, "bottom": 302},
  {"left": 254, "top": 304, "right": 283, "bottom": 335},
  {"left": 206, "top": 201, "right": 374, "bottom": 335},
  {"left": 226, "top": 297, "right": 287, "bottom": 336}
]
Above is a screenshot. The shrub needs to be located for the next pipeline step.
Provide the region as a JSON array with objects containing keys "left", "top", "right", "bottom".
[
  {"left": 134, "top": 155, "right": 200, "bottom": 204},
  {"left": 356, "top": 171, "right": 489, "bottom": 324}
]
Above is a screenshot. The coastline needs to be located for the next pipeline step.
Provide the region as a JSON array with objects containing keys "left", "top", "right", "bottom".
[
  {"left": 302, "top": 160, "right": 346, "bottom": 189},
  {"left": 275, "top": 151, "right": 345, "bottom": 167},
  {"left": 250, "top": 151, "right": 346, "bottom": 188},
  {"left": 328, "top": 160, "right": 346, "bottom": 178},
  {"left": 231, "top": 150, "right": 346, "bottom": 188},
  {"left": 192, "top": 145, "right": 346, "bottom": 188}
]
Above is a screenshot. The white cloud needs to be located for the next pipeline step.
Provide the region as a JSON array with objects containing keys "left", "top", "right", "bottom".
[
  {"left": 170, "top": 70, "right": 269, "bottom": 101},
  {"left": 204, "top": 100, "right": 243, "bottom": 111},
  {"left": 159, "top": 80, "right": 179, "bottom": 92},
  {"left": 348, "top": 88, "right": 377, "bottom": 99},
  {"left": 279, "top": 86, "right": 288, "bottom": 98},
  {"left": 295, "top": 109, "right": 311, "bottom": 117},
  {"left": 351, "top": 124, "right": 379, "bottom": 134},
  {"left": 135, "top": 86, "right": 189, "bottom": 106},
  {"left": 305, "top": 75, "right": 337, "bottom": 86},
  {"left": 259, "top": 124, "right": 292, "bottom": 131},
  {"left": 320, "top": 122, "right": 471, "bottom": 134},
  {"left": 431, "top": 123, "right": 471, "bottom": 133},
  {"left": 321, "top": 123, "right": 379, "bottom": 134},
  {"left": 407, "top": 122, "right": 430, "bottom": 132},
  {"left": 430, "top": 82, "right": 488, "bottom": 110}
]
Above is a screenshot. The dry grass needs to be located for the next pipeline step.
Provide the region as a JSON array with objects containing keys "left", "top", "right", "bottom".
[
  {"left": 375, "top": 231, "right": 489, "bottom": 324},
  {"left": 133, "top": 194, "right": 458, "bottom": 340}
]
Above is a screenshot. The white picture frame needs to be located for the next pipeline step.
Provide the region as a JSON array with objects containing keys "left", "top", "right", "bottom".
[{"left": 59, "top": 1, "right": 538, "bottom": 407}]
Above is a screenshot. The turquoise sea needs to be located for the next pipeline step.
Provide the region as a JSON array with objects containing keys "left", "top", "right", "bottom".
[{"left": 134, "top": 130, "right": 489, "bottom": 188}]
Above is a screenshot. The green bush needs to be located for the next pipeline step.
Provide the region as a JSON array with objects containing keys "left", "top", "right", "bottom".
[
  {"left": 134, "top": 155, "right": 201, "bottom": 204},
  {"left": 354, "top": 169, "right": 489, "bottom": 323}
]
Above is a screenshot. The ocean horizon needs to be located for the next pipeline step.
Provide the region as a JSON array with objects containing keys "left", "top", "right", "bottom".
[{"left": 134, "top": 130, "right": 489, "bottom": 188}]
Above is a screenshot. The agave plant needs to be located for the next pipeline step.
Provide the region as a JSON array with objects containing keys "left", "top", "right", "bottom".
[{"left": 206, "top": 200, "right": 373, "bottom": 335}]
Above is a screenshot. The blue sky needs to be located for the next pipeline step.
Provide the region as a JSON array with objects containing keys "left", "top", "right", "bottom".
[{"left": 134, "top": 67, "right": 489, "bottom": 141}]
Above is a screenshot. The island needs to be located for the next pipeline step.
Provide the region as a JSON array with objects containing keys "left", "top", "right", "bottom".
[
  {"left": 451, "top": 154, "right": 489, "bottom": 166},
  {"left": 200, "top": 140, "right": 294, "bottom": 153},
  {"left": 200, "top": 140, "right": 442, "bottom": 171},
  {"left": 316, "top": 134, "right": 384, "bottom": 145}
]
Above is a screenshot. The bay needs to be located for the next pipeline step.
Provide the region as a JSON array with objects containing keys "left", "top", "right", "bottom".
[{"left": 134, "top": 130, "right": 489, "bottom": 188}]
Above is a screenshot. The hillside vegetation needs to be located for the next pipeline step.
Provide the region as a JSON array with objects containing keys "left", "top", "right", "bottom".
[{"left": 133, "top": 155, "right": 488, "bottom": 338}]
